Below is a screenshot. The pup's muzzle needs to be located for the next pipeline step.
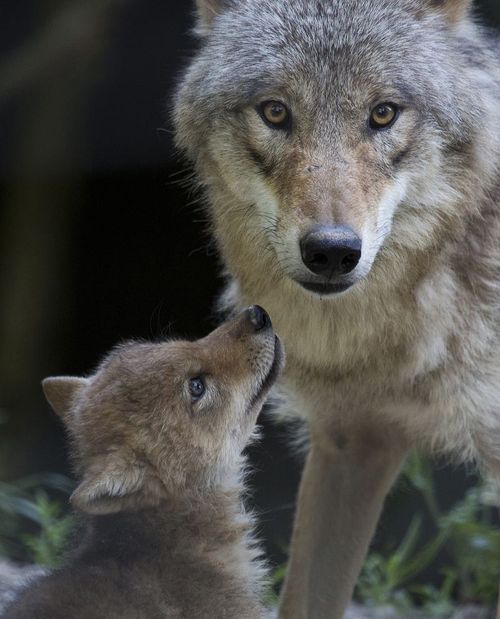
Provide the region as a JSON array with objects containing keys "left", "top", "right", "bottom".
[{"left": 247, "top": 305, "right": 272, "bottom": 332}]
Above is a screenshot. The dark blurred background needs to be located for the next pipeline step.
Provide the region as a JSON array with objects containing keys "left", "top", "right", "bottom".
[{"left": 0, "top": 0, "right": 499, "bottom": 592}]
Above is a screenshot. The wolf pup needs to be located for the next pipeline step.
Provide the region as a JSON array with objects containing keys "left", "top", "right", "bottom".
[
  {"left": 174, "top": 1, "right": 500, "bottom": 616},
  {"left": 3, "top": 306, "right": 284, "bottom": 619}
]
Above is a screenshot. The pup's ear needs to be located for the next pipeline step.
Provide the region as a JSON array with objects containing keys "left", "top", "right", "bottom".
[
  {"left": 70, "top": 452, "right": 161, "bottom": 515},
  {"left": 42, "top": 377, "right": 88, "bottom": 420},
  {"left": 195, "top": 0, "right": 232, "bottom": 34},
  {"left": 421, "top": 0, "right": 472, "bottom": 23}
]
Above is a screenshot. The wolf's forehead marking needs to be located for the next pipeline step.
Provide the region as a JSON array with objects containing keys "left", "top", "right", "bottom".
[
  {"left": 209, "top": 11, "right": 435, "bottom": 105},
  {"left": 221, "top": 0, "right": 416, "bottom": 44}
]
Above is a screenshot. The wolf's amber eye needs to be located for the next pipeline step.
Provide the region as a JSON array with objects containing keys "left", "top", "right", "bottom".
[
  {"left": 370, "top": 103, "right": 398, "bottom": 129},
  {"left": 260, "top": 101, "right": 290, "bottom": 129},
  {"left": 188, "top": 377, "right": 205, "bottom": 400}
]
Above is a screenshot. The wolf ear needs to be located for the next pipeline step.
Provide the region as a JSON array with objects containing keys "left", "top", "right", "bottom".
[
  {"left": 195, "top": 0, "right": 232, "bottom": 34},
  {"left": 423, "top": 0, "right": 473, "bottom": 23},
  {"left": 42, "top": 377, "right": 88, "bottom": 420},
  {"left": 70, "top": 452, "right": 159, "bottom": 515}
]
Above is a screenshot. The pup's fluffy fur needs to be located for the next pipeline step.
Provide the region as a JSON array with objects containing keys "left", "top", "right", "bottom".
[
  {"left": 174, "top": 1, "right": 500, "bottom": 616},
  {"left": 3, "top": 308, "right": 284, "bottom": 618}
]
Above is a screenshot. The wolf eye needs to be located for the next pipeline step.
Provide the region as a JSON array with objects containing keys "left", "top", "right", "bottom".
[
  {"left": 259, "top": 101, "right": 291, "bottom": 129},
  {"left": 370, "top": 103, "right": 399, "bottom": 129},
  {"left": 188, "top": 377, "right": 205, "bottom": 400}
]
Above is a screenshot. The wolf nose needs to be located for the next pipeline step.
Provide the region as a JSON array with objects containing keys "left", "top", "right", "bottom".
[
  {"left": 247, "top": 305, "right": 272, "bottom": 331},
  {"left": 300, "top": 225, "right": 362, "bottom": 277}
]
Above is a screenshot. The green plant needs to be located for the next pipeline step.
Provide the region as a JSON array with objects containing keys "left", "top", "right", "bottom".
[
  {"left": 440, "top": 486, "right": 500, "bottom": 604},
  {"left": 0, "top": 473, "right": 75, "bottom": 566},
  {"left": 265, "top": 562, "right": 287, "bottom": 606},
  {"left": 356, "top": 513, "right": 449, "bottom": 613},
  {"left": 356, "top": 454, "right": 500, "bottom": 616},
  {"left": 268, "top": 456, "right": 499, "bottom": 615}
]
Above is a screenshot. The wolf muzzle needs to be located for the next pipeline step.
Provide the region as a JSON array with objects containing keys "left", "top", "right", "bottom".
[{"left": 300, "top": 225, "right": 362, "bottom": 278}]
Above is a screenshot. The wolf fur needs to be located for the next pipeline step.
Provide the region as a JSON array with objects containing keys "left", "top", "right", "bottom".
[
  {"left": 174, "top": 1, "right": 500, "bottom": 617},
  {"left": 2, "top": 309, "right": 284, "bottom": 618}
]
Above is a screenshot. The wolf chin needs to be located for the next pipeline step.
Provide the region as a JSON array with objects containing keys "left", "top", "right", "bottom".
[{"left": 174, "top": 1, "right": 500, "bottom": 616}]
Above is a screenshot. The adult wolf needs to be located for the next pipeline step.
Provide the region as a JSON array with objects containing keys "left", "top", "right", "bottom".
[{"left": 174, "top": 0, "right": 500, "bottom": 616}]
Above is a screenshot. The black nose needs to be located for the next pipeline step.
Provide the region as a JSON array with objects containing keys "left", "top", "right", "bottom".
[
  {"left": 300, "top": 225, "right": 362, "bottom": 277},
  {"left": 247, "top": 305, "right": 271, "bottom": 331}
]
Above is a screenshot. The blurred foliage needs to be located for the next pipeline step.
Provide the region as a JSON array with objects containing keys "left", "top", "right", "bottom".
[
  {"left": 265, "top": 562, "right": 288, "bottom": 606},
  {"left": 0, "top": 473, "right": 74, "bottom": 566},
  {"left": 270, "top": 455, "right": 500, "bottom": 615},
  {"left": 356, "top": 454, "right": 500, "bottom": 615}
]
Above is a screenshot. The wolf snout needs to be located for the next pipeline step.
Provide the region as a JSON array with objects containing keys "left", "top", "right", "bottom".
[
  {"left": 300, "top": 225, "right": 362, "bottom": 277},
  {"left": 246, "top": 305, "right": 272, "bottom": 331}
]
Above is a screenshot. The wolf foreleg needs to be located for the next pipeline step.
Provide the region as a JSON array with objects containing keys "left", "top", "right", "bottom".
[{"left": 279, "top": 429, "right": 408, "bottom": 619}]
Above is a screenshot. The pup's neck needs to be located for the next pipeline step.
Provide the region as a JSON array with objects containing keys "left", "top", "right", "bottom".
[{"left": 78, "top": 476, "right": 266, "bottom": 613}]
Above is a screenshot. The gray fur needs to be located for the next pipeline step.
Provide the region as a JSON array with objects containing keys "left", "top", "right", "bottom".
[{"left": 174, "top": 1, "right": 500, "bottom": 616}]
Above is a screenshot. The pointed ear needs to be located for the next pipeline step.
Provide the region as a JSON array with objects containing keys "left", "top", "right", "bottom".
[
  {"left": 423, "top": 0, "right": 473, "bottom": 23},
  {"left": 71, "top": 454, "right": 148, "bottom": 515},
  {"left": 195, "top": 0, "right": 232, "bottom": 34},
  {"left": 42, "top": 377, "right": 88, "bottom": 419},
  {"left": 70, "top": 452, "right": 165, "bottom": 515}
]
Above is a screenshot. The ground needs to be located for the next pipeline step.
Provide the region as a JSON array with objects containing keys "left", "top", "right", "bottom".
[{"left": 0, "top": 561, "right": 494, "bottom": 618}]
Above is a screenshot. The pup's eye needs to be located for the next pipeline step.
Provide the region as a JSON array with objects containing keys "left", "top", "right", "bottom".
[
  {"left": 369, "top": 103, "right": 399, "bottom": 130},
  {"left": 188, "top": 377, "right": 205, "bottom": 400},
  {"left": 259, "top": 101, "right": 291, "bottom": 129}
]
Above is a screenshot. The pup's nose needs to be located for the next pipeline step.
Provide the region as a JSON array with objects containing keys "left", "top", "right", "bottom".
[
  {"left": 300, "top": 225, "right": 362, "bottom": 277},
  {"left": 247, "top": 305, "right": 272, "bottom": 331}
]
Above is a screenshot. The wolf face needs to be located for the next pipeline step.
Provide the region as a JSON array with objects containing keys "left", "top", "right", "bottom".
[
  {"left": 175, "top": 0, "right": 499, "bottom": 298},
  {"left": 42, "top": 307, "right": 284, "bottom": 515}
]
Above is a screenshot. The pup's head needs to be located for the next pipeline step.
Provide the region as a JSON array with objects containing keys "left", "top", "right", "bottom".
[
  {"left": 43, "top": 307, "right": 284, "bottom": 515},
  {"left": 175, "top": 0, "right": 499, "bottom": 298}
]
